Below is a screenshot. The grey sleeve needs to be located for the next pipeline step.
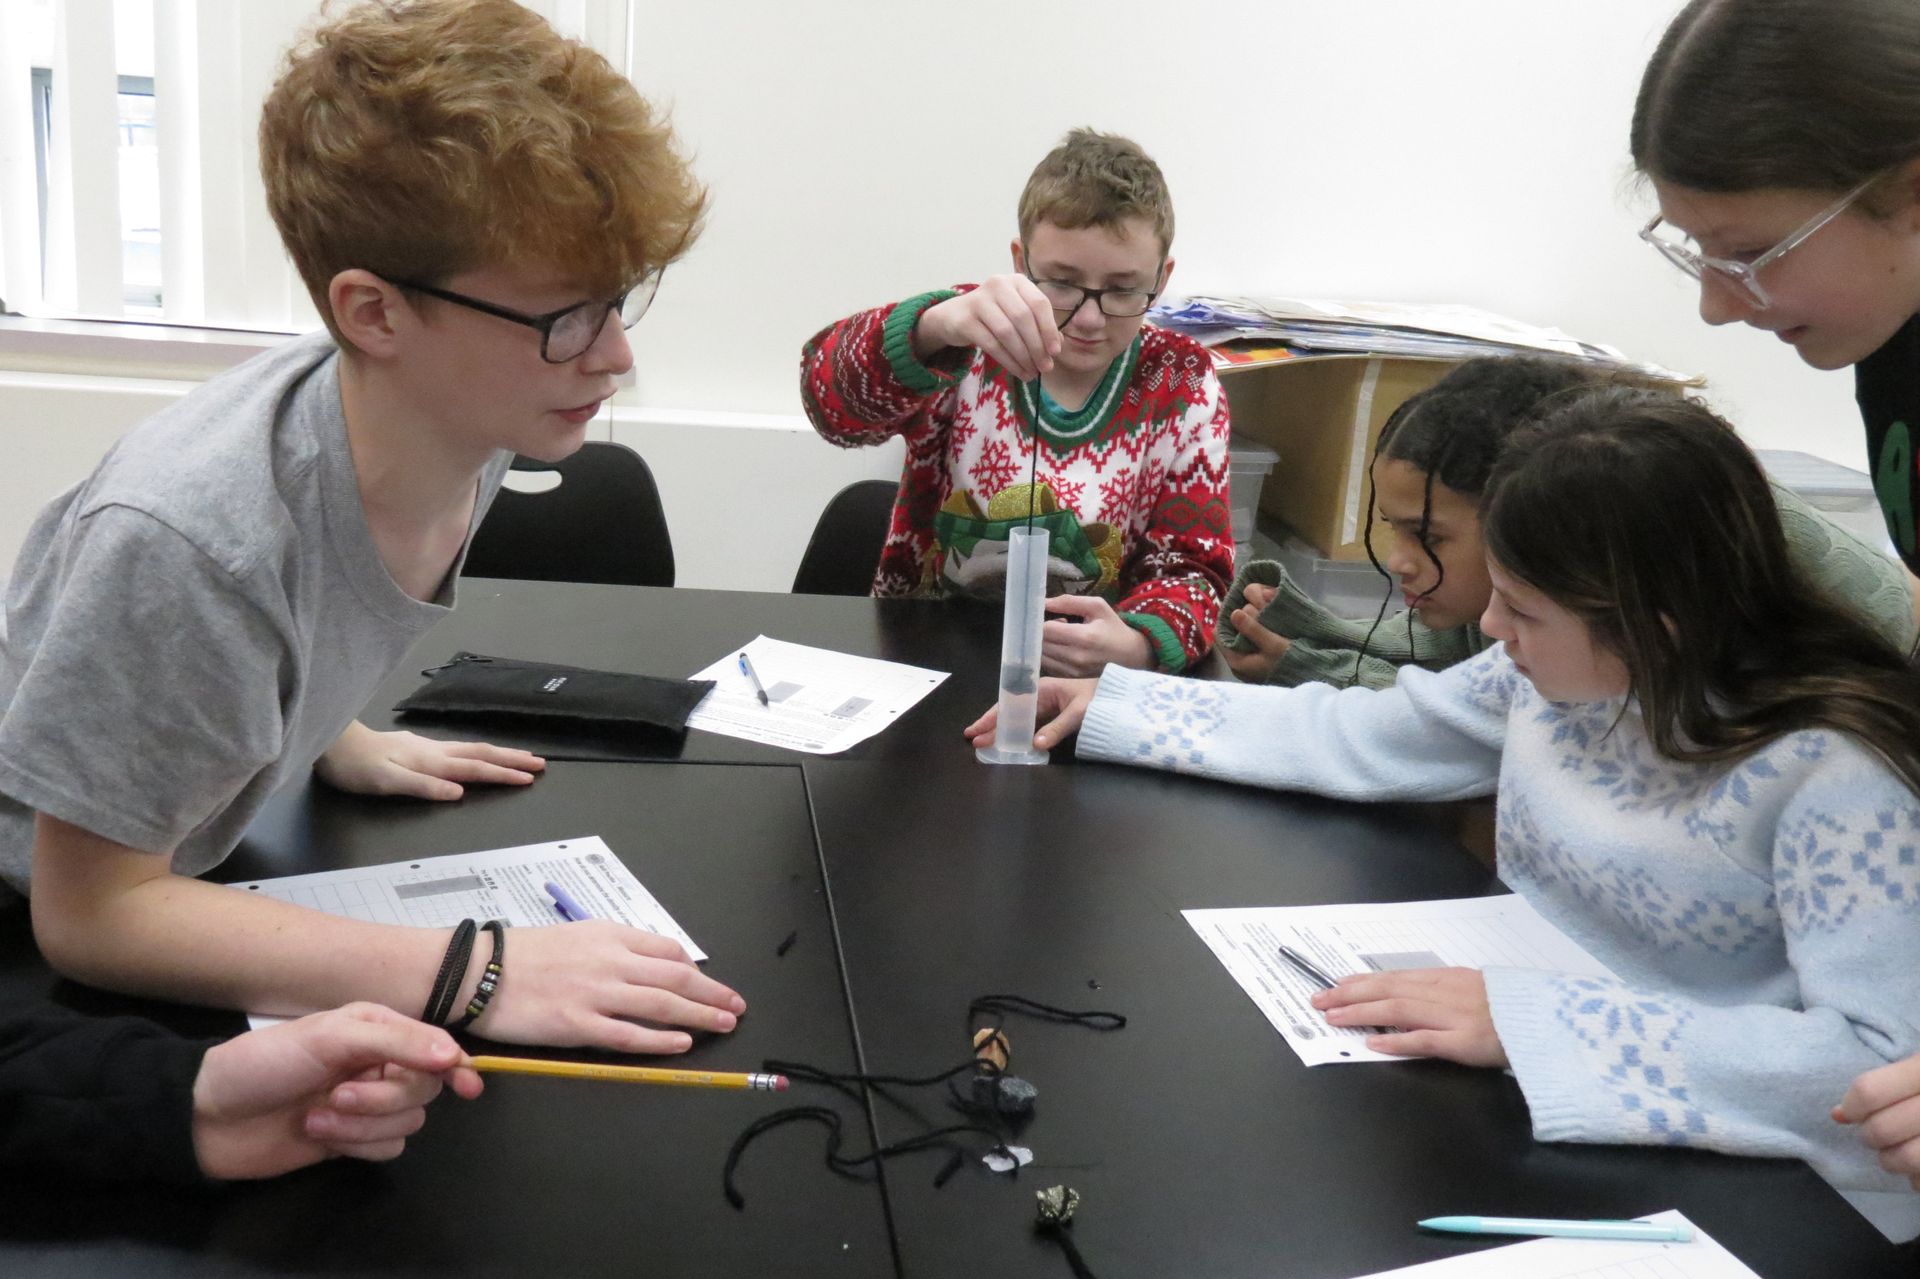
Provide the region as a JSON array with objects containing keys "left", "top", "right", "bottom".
[
  {"left": 0, "top": 506, "right": 289, "bottom": 855},
  {"left": 1264, "top": 638, "right": 1410, "bottom": 691},
  {"left": 1772, "top": 482, "right": 1919, "bottom": 652},
  {"left": 1218, "top": 559, "right": 1479, "bottom": 689}
]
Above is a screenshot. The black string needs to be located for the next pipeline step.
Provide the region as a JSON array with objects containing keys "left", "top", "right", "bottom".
[
  {"left": 1406, "top": 443, "right": 1452, "bottom": 660},
  {"left": 1353, "top": 421, "right": 1455, "bottom": 688},
  {"left": 721, "top": 1108, "right": 1008, "bottom": 1209},
  {"left": 724, "top": 995, "right": 1127, "bottom": 1210},
  {"left": 1353, "top": 425, "right": 1400, "bottom": 689},
  {"left": 1038, "top": 1221, "right": 1097, "bottom": 1279},
  {"left": 1025, "top": 382, "right": 1042, "bottom": 532},
  {"left": 767, "top": 1054, "right": 988, "bottom": 1094},
  {"left": 970, "top": 994, "right": 1125, "bottom": 1031}
]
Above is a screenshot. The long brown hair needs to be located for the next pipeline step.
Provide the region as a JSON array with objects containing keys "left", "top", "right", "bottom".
[
  {"left": 1631, "top": 0, "right": 1920, "bottom": 199},
  {"left": 1482, "top": 387, "right": 1920, "bottom": 793}
]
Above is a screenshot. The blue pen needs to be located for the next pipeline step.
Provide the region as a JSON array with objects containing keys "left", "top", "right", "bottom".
[
  {"left": 544, "top": 880, "right": 593, "bottom": 923},
  {"left": 737, "top": 652, "right": 770, "bottom": 705},
  {"left": 1419, "top": 1216, "right": 1693, "bottom": 1243}
]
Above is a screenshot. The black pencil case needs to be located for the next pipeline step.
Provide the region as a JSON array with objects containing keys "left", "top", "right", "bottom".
[{"left": 393, "top": 652, "right": 713, "bottom": 736}]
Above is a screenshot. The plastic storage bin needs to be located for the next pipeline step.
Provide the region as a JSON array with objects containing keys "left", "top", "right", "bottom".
[
  {"left": 1228, "top": 434, "right": 1280, "bottom": 560},
  {"left": 1270, "top": 530, "right": 1406, "bottom": 621},
  {"left": 1756, "top": 449, "right": 1892, "bottom": 555}
]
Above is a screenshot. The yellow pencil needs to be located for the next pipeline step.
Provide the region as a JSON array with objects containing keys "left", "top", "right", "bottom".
[{"left": 464, "top": 1054, "right": 789, "bottom": 1091}]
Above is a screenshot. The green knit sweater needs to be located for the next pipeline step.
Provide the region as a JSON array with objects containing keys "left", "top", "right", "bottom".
[{"left": 1220, "top": 481, "right": 1918, "bottom": 689}]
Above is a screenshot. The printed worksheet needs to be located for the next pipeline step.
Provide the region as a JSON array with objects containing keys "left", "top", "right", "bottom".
[
  {"left": 1184, "top": 894, "right": 1615, "bottom": 1066},
  {"left": 1345, "top": 1211, "right": 1760, "bottom": 1278},
  {"left": 234, "top": 836, "right": 705, "bottom": 1028},
  {"left": 686, "top": 634, "right": 949, "bottom": 754}
]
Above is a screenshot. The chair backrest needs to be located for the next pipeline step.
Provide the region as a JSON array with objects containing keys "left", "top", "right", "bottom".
[
  {"left": 463, "top": 441, "right": 674, "bottom": 588},
  {"left": 790, "top": 479, "right": 899, "bottom": 595}
]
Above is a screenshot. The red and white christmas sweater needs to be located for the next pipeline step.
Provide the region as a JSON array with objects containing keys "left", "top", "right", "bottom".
[{"left": 800, "top": 287, "right": 1233, "bottom": 671}]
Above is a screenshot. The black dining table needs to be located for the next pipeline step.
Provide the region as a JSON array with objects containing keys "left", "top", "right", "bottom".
[{"left": 0, "top": 581, "right": 1908, "bottom": 1278}]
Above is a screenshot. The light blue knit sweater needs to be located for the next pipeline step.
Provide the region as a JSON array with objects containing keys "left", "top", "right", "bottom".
[{"left": 1078, "top": 646, "right": 1920, "bottom": 1225}]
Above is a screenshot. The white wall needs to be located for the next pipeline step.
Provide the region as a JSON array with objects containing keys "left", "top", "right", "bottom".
[
  {"left": 628, "top": 0, "right": 1863, "bottom": 464},
  {"left": 1, "top": 0, "right": 1877, "bottom": 589}
]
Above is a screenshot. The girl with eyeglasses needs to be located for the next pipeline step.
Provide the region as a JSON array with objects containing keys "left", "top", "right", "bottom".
[
  {"left": 1632, "top": 0, "right": 1920, "bottom": 578},
  {"left": 1632, "top": 0, "right": 1920, "bottom": 1205}
]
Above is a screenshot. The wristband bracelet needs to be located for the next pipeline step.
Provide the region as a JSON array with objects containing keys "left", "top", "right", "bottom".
[
  {"left": 450, "top": 920, "right": 505, "bottom": 1032},
  {"left": 423, "top": 919, "right": 478, "bottom": 1025}
]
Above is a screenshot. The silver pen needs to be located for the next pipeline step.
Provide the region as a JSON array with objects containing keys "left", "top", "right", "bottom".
[{"left": 737, "top": 651, "right": 770, "bottom": 706}]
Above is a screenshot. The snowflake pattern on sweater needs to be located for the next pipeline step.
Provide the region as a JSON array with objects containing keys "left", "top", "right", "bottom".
[
  {"left": 800, "top": 287, "right": 1233, "bottom": 670},
  {"left": 1548, "top": 976, "right": 1707, "bottom": 1146}
]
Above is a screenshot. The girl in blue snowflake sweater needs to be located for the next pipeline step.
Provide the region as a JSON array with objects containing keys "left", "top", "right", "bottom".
[{"left": 967, "top": 387, "right": 1920, "bottom": 1234}]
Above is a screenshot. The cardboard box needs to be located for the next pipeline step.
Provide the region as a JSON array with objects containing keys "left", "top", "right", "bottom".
[
  {"left": 1220, "top": 353, "right": 1692, "bottom": 561},
  {"left": 1220, "top": 355, "right": 1456, "bottom": 562}
]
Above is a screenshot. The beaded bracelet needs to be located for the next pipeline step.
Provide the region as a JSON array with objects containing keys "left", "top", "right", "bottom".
[
  {"left": 450, "top": 920, "right": 506, "bottom": 1032},
  {"left": 423, "top": 918, "right": 478, "bottom": 1026}
]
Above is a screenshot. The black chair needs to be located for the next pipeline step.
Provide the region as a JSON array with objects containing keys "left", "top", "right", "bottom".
[
  {"left": 790, "top": 479, "right": 898, "bottom": 595},
  {"left": 464, "top": 441, "right": 674, "bottom": 587}
]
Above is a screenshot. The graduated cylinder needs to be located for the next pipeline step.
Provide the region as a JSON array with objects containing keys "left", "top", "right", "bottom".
[{"left": 976, "top": 525, "right": 1051, "bottom": 766}]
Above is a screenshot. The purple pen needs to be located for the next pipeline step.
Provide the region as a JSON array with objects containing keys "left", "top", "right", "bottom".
[{"left": 545, "top": 880, "right": 593, "bottom": 922}]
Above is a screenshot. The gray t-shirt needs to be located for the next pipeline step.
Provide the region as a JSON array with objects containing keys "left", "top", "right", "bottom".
[{"left": 0, "top": 331, "right": 509, "bottom": 898}]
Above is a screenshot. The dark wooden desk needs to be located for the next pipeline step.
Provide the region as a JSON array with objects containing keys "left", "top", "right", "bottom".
[{"left": 1, "top": 582, "right": 1910, "bottom": 1277}]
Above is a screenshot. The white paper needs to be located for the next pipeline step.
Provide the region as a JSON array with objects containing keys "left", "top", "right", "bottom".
[
  {"left": 234, "top": 836, "right": 704, "bottom": 1029},
  {"left": 1184, "top": 895, "right": 1616, "bottom": 1066},
  {"left": 1347, "top": 1210, "right": 1760, "bottom": 1278},
  {"left": 686, "top": 634, "right": 949, "bottom": 754}
]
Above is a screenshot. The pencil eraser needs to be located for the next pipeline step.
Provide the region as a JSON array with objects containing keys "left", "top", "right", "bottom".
[{"left": 775, "top": 1075, "right": 789, "bottom": 1091}]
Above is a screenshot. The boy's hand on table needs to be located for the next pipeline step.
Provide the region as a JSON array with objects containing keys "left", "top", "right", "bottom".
[
  {"left": 193, "top": 1002, "right": 482, "bottom": 1179},
  {"left": 1220, "top": 582, "right": 1292, "bottom": 682},
  {"left": 1834, "top": 1053, "right": 1920, "bottom": 1188},
  {"left": 472, "top": 921, "right": 747, "bottom": 1055},
  {"left": 964, "top": 677, "right": 1100, "bottom": 752},
  {"left": 316, "top": 722, "right": 545, "bottom": 801},
  {"left": 1312, "top": 968, "right": 1509, "bottom": 1068},
  {"left": 1041, "top": 595, "right": 1154, "bottom": 676},
  {"left": 912, "top": 275, "right": 1061, "bottom": 382}
]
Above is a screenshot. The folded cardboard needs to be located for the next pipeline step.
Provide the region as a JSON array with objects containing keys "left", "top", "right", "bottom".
[
  {"left": 1220, "top": 355, "right": 1453, "bottom": 562},
  {"left": 1221, "top": 353, "right": 1692, "bottom": 561}
]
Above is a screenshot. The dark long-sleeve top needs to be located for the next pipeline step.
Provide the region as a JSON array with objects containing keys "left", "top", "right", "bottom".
[{"left": 0, "top": 1003, "right": 211, "bottom": 1183}]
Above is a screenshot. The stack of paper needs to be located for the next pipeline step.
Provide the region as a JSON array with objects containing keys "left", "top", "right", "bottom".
[{"left": 1150, "top": 294, "right": 1695, "bottom": 384}]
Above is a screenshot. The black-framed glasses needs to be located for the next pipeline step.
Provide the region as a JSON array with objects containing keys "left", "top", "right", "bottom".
[
  {"left": 1023, "top": 267, "right": 1164, "bottom": 318},
  {"left": 390, "top": 268, "right": 663, "bottom": 363}
]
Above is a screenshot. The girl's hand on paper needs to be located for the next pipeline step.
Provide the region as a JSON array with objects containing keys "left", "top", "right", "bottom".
[
  {"left": 1312, "top": 967, "right": 1509, "bottom": 1068},
  {"left": 1833, "top": 1053, "right": 1920, "bottom": 1188},
  {"left": 964, "top": 676, "right": 1100, "bottom": 752},
  {"left": 1041, "top": 595, "right": 1154, "bottom": 676},
  {"left": 316, "top": 722, "right": 544, "bottom": 801},
  {"left": 1219, "top": 582, "right": 1293, "bottom": 683},
  {"left": 472, "top": 921, "right": 747, "bottom": 1055}
]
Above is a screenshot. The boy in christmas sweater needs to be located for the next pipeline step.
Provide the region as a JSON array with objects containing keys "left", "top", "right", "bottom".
[{"left": 800, "top": 129, "right": 1232, "bottom": 675}]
